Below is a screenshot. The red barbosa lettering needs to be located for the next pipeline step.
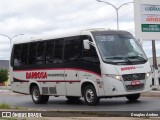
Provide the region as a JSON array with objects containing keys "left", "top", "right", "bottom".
[
  {"left": 26, "top": 72, "right": 47, "bottom": 79},
  {"left": 121, "top": 66, "right": 136, "bottom": 71}
]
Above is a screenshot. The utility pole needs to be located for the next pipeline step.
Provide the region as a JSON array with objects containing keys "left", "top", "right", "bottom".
[{"left": 152, "top": 40, "right": 159, "bottom": 88}]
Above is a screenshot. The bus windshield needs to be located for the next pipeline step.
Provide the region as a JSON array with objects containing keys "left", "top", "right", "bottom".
[{"left": 94, "top": 34, "right": 147, "bottom": 64}]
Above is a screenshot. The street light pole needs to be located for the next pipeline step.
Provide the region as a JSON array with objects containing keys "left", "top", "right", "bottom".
[
  {"left": 96, "top": 0, "right": 133, "bottom": 30},
  {"left": 0, "top": 34, "right": 24, "bottom": 46},
  {"left": 0, "top": 33, "right": 24, "bottom": 60}
]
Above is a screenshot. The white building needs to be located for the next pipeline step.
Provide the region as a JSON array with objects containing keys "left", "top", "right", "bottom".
[{"left": 148, "top": 57, "right": 160, "bottom": 86}]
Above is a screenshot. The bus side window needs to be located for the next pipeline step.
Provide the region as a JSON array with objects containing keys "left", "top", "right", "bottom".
[
  {"left": 83, "top": 45, "right": 100, "bottom": 64},
  {"left": 36, "top": 41, "right": 45, "bottom": 65},
  {"left": 45, "top": 40, "right": 54, "bottom": 64},
  {"left": 53, "top": 39, "right": 64, "bottom": 64},
  {"left": 13, "top": 44, "right": 22, "bottom": 67},
  {"left": 21, "top": 43, "right": 29, "bottom": 66},
  {"left": 28, "top": 42, "right": 37, "bottom": 65},
  {"left": 82, "top": 36, "right": 100, "bottom": 64},
  {"left": 64, "top": 37, "right": 81, "bottom": 63}
]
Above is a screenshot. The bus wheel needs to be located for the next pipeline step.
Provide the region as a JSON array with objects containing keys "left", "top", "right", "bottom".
[
  {"left": 31, "top": 86, "right": 49, "bottom": 104},
  {"left": 126, "top": 93, "right": 140, "bottom": 102},
  {"left": 66, "top": 96, "right": 80, "bottom": 101},
  {"left": 83, "top": 85, "right": 99, "bottom": 105}
]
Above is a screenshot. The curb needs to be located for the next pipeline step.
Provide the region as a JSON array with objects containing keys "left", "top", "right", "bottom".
[
  {"left": 141, "top": 91, "right": 160, "bottom": 97},
  {"left": 0, "top": 86, "right": 11, "bottom": 90}
]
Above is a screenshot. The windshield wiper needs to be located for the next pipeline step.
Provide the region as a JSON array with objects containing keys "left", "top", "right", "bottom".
[
  {"left": 105, "top": 56, "right": 122, "bottom": 59},
  {"left": 105, "top": 56, "right": 132, "bottom": 63},
  {"left": 128, "top": 56, "right": 146, "bottom": 61}
]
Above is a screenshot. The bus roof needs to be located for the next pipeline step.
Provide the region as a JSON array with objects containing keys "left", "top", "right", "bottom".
[{"left": 14, "top": 28, "right": 131, "bottom": 44}]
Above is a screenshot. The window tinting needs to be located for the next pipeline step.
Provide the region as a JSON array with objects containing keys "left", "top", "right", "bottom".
[
  {"left": 53, "top": 39, "right": 64, "bottom": 64},
  {"left": 28, "top": 42, "right": 37, "bottom": 65},
  {"left": 14, "top": 44, "right": 22, "bottom": 67},
  {"left": 36, "top": 41, "right": 45, "bottom": 64},
  {"left": 46, "top": 40, "right": 54, "bottom": 64},
  {"left": 82, "top": 35, "right": 100, "bottom": 64},
  {"left": 64, "top": 38, "right": 81, "bottom": 62},
  {"left": 21, "top": 43, "right": 29, "bottom": 65}
]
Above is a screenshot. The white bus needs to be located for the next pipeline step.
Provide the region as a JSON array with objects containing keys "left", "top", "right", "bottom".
[{"left": 10, "top": 29, "right": 152, "bottom": 105}]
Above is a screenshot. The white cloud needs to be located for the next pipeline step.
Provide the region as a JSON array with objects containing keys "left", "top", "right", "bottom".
[
  {"left": 2, "top": 0, "right": 155, "bottom": 60},
  {"left": 142, "top": 41, "right": 160, "bottom": 58}
]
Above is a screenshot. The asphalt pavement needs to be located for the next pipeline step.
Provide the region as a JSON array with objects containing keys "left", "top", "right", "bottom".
[
  {"left": 0, "top": 86, "right": 160, "bottom": 111},
  {"left": 0, "top": 86, "right": 160, "bottom": 119}
]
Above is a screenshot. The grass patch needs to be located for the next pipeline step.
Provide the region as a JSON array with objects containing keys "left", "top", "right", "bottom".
[{"left": 0, "top": 103, "right": 10, "bottom": 109}]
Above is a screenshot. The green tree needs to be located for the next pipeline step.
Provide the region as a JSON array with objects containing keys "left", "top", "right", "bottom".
[{"left": 0, "top": 69, "right": 9, "bottom": 83}]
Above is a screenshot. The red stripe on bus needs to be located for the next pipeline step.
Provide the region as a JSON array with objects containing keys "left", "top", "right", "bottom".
[
  {"left": 13, "top": 68, "right": 64, "bottom": 72},
  {"left": 14, "top": 78, "right": 81, "bottom": 83},
  {"left": 13, "top": 68, "right": 101, "bottom": 77},
  {"left": 37, "top": 80, "right": 81, "bottom": 82},
  {"left": 65, "top": 68, "right": 101, "bottom": 77}
]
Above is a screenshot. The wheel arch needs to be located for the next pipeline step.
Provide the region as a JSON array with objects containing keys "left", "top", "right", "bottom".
[
  {"left": 29, "top": 81, "right": 41, "bottom": 95},
  {"left": 81, "top": 80, "right": 98, "bottom": 97}
]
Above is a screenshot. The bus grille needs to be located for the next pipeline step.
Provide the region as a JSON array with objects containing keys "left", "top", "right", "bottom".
[
  {"left": 122, "top": 73, "right": 145, "bottom": 81},
  {"left": 42, "top": 87, "right": 49, "bottom": 94},
  {"left": 126, "top": 83, "right": 144, "bottom": 91}
]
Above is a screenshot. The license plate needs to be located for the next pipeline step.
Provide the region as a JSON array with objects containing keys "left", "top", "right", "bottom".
[{"left": 131, "top": 80, "right": 140, "bottom": 85}]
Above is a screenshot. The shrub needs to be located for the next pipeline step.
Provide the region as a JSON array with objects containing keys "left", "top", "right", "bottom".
[{"left": 0, "top": 69, "right": 9, "bottom": 83}]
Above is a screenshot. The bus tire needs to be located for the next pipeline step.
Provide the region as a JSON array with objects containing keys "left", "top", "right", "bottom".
[
  {"left": 83, "top": 85, "right": 99, "bottom": 105},
  {"left": 66, "top": 96, "right": 80, "bottom": 101},
  {"left": 31, "top": 86, "right": 49, "bottom": 104},
  {"left": 126, "top": 93, "right": 140, "bottom": 102}
]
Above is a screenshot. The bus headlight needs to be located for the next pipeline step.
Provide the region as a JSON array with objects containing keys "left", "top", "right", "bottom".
[
  {"left": 146, "top": 72, "right": 152, "bottom": 79},
  {"left": 106, "top": 74, "right": 122, "bottom": 80}
]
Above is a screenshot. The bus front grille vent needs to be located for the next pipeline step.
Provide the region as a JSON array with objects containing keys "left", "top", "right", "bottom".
[
  {"left": 42, "top": 87, "right": 49, "bottom": 94},
  {"left": 122, "top": 73, "right": 145, "bottom": 81},
  {"left": 126, "top": 83, "right": 144, "bottom": 91},
  {"left": 49, "top": 87, "right": 57, "bottom": 94}
]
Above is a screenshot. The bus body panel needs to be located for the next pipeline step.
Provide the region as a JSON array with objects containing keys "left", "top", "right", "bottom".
[
  {"left": 11, "top": 82, "right": 29, "bottom": 94},
  {"left": 64, "top": 68, "right": 80, "bottom": 96},
  {"left": 78, "top": 70, "right": 104, "bottom": 96},
  {"left": 12, "top": 69, "right": 66, "bottom": 95},
  {"left": 11, "top": 68, "right": 103, "bottom": 96}
]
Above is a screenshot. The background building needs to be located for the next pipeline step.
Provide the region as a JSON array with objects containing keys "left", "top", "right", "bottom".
[
  {"left": 0, "top": 60, "right": 9, "bottom": 70},
  {"left": 148, "top": 57, "right": 160, "bottom": 86},
  {"left": 148, "top": 57, "right": 160, "bottom": 69}
]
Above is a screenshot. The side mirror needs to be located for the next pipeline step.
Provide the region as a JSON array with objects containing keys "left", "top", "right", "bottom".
[{"left": 83, "top": 39, "right": 90, "bottom": 50}]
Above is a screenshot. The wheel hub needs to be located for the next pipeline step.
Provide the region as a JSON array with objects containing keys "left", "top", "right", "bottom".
[
  {"left": 86, "top": 89, "right": 94, "bottom": 103},
  {"left": 33, "top": 89, "right": 39, "bottom": 101}
]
